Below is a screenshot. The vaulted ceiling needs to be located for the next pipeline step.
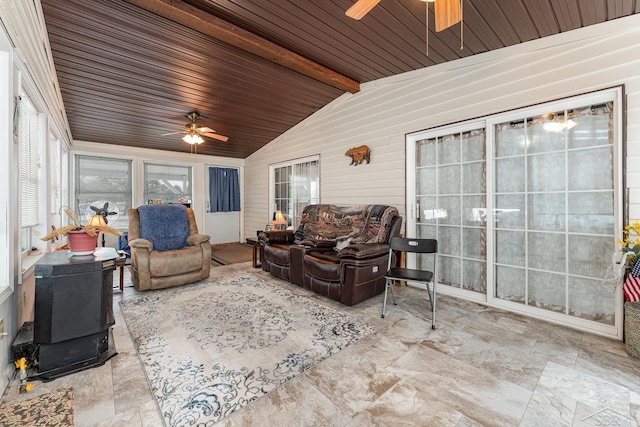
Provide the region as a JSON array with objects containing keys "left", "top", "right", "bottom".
[{"left": 40, "top": 0, "right": 639, "bottom": 158}]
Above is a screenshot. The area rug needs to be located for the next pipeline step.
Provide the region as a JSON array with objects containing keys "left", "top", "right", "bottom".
[
  {"left": 120, "top": 274, "right": 375, "bottom": 426},
  {"left": 210, "top": 242, "right": 253, "bottom": 265},
  {"left": 0, "top": 387, "right": 74, "bottom": 426}
]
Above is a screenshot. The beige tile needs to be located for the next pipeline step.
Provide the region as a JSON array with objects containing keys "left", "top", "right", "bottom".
[
  {"left": 111, "top": 350, "right": 155, "bottom": 414},
  {"left": 452, "top": 335, "right": 549, "bottom": 391},
  {"left": 630, "top": 390, "right": 640, "bottom": 426},
  {"left": 455, "top": 415, "right": 487, "bottom": 427},
  {"left": 521, "top": 361, "right": 631, "bottom": 427},
  {"left": 387, "top": 342, "right": 532, "bottom": 426},
  {"left": 575, "top": 344, "right": 640, "bottom": 392},
  {"left": 71, "top": 363, "right": 117, "bottom": 426},
  {"left": 229, "top": 376, "right": 351, "bottom": 426},
  {"left": 344, "top": 410, "right": 389, "bottom": 427},
  {"left": 87, "top": 406, "right": 143, "bottom": 427},
  {"left": 305, "top": 347, "right": 400, "bottom": 414},
  {"left": 138, "top": 399, "right": 165, "bottom": 427},
  {"left": 421, "top": 322, "right": 474, "bottom": 356},
  {"left": 581, "top": 332, "right": 628, "bottom": 357},
  {"left": 572, "top": 400, "right": 635, "bottom": 427},
  {"left": 367, "top": 380, "right": 464, "bottom": 427}
]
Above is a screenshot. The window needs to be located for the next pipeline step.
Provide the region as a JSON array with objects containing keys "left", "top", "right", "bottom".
[
  {"left": 19, "top": 93, "right": 40, "bottom": 253},
  {"left": 269, "top": 156, "right": 319, "bottom": 229},
  {"left": 407, "top": 87, "right": 623, "bottom": 338},
  {"left": 144, "top": 163, "right": 193, "bottom": 206},
  {"left": 75, "top": 156, "right": 132, "bottom": 230}
]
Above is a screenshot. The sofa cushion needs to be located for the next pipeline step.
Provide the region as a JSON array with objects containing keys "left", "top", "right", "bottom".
[
  {"left": 149, "top": 245, "right": 203, "bottom": 276},
  {"left": 138, "top": 204, "right": 189, "bottom": 251},
  {"left": 304, "top": 250, "right": 341, "bottom": 281}
]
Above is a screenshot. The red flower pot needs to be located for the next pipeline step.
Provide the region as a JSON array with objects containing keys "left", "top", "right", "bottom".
[{"left": 67, "top": 230, "right": 99, "bottom": 255}]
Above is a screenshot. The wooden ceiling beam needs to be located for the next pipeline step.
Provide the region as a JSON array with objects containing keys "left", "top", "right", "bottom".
[{"left": 122, "top": 0, "right": 360, "bottom": 93}]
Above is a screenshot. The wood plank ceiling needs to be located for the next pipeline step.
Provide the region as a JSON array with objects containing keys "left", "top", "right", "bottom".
[{"left": 40, "top": 0, "right": 639, "bottom": 158}]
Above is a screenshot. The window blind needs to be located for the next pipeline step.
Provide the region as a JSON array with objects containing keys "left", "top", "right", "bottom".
[
  {"left": 75, "top": 155, "right": 132, "bottom": 229},
  {"left": 144, "top": 163, "right": 192, "bottom": 204},
  {"left": 20, "top": 96, "right": 40, "bottom": 228}
]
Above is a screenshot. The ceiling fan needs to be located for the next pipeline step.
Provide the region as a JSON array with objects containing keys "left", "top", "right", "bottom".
[
  {"left": 346, "top": 0, "right": 461, "bottom": 32},
  {"left": 163, "top": 111, "right": 229, "bottom": 145},
  {"left": 346, "top": 0, "right": 463, "bottom": 54}
]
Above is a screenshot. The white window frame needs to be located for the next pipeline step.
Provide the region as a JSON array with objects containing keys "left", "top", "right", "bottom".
[{"left": 0, "top": 38, "right": 13, "bottom": 302}]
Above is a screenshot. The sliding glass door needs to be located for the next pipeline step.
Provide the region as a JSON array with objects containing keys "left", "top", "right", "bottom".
[{"left": 406, "top": 87, "right": 623, "bottom": 338}]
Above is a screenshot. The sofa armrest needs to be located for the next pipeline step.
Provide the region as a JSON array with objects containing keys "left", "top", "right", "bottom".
[
  {"left": 296, "top": 239, "right": 336, "bottom": 249},
  {"left": 259, "top": 230, "right": 295, "bottom": 245},
  {"left": 339, "top": 243, "right": 390, "bottom": 259},
  {"left": 187, "top": 233, "right": 210, "bottom": 246},
  {"left": 129, "top": 238, "right": 153, "bottom": 251}
]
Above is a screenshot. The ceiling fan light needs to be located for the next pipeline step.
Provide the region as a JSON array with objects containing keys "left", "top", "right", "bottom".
[
  {"left": 565, "top": 119, "right": 578, "bottom": 130},
  {"left": 182, "top": 132, "right": 203, "bottom": 145},
  {"left": 543, "top": 121, "right": 564, "bottom": 132}
]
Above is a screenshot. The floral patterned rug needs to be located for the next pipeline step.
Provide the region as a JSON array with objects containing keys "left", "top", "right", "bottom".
[
  {"left": 120, "top": 274, "right": 375, "bottom": 426},
  {"left": 0, "top": 387, "right": 73, "bottom": 426}
]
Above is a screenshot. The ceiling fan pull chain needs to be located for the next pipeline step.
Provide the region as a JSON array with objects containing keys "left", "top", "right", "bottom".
[
  {"left": 460, "top": 0, "right": 464, "bottom": 50},
  {"left": 426, "top": 3, "right": 429, "bottom": 56}
]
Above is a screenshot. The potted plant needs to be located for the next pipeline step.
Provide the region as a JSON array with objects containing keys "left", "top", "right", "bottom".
[
  {"left": 41, "top": 208, "right": 123, "bottom": 255},
  {"left": 616, "top": 220, "right": 640, "bottom": 359},
  {"left": 618, "top": 220, "right": 640, "bottom": 272}
]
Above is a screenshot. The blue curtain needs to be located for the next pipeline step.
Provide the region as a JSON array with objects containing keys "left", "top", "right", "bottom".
[{"left": 209, "top": 167, "right": 240, "bottom": 212}]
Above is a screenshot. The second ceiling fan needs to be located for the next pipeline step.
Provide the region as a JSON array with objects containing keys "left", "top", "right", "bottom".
[
  {"left": 346, "top": 0, "right": 461, "bottom": 32},
  {"left": 163, "top": 111, "right": 229, "bottom": 145}
]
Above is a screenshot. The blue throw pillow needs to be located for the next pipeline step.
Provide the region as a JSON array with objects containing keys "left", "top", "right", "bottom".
[{"left": 138, "top": 204, "right": 189, "bottom": 251}]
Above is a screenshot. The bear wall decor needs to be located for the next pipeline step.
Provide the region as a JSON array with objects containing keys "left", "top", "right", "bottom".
[{"left": 345, "top": 145, "right": 371, "bottom": 166}]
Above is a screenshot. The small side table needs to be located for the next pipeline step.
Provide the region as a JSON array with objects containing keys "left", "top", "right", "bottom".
[
  {"left": 115, "top": 250, "right": 132, "bottom": 291},
  {"left": 245, "top": 238, "right": 263, "bottom": 268}
]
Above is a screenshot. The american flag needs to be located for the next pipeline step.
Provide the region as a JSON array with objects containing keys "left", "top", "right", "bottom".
[{"left": 624, "top": 260, "right": 640, "bottom": 302}]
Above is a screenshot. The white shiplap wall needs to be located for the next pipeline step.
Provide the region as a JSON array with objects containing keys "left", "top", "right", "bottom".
[{"left": 244, "top": 14, "right": 640, "bottom": 239}]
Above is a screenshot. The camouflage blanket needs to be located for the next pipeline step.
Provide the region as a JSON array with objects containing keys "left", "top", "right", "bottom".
[{"left": 293, "top": 204, "right": 398, "bottom": 250}]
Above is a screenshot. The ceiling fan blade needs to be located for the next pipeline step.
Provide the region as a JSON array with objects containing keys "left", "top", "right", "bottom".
[
  {"left": 345, "top": 0, "right": 381, "bottom": 20},
  {"left": 196, "top": 126, "right": 215, "bottom": 133},
  {"left": 201, "top": 132, "right": 229, "bottom": 142},
  {"left": 161, "top": 131, "right": 186, "bottom": 136},
  {"left": 435, "top": 0, "right": 461, "bottom": 32}
]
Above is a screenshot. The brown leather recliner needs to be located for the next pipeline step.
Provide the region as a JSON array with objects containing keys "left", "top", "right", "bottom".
[
  {"left": 128, "top": 204, "right": 211, "bottom": 291},
  {"left": 260, "top": 204, "right": 402, "bottom": 306}
]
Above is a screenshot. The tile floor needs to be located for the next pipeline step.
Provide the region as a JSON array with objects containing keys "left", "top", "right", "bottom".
[{"left": 2, "top": 262, "right": 640, "bottom": 426}]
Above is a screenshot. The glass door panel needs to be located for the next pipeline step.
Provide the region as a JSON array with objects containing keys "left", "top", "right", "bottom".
[
  {"left": 493, "top": 102, "right": 616, "bottom": 326},
  {"left": 415, "top": 129, "right": 486, "bottom": 293}
]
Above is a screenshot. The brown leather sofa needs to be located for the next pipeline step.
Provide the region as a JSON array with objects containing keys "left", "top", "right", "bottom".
[
  {"left": 128, "top": 204, "right": 211, "bottom": 291},
  {"left": 260, "top": 204, "right": 402, "bottom": 306}
]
